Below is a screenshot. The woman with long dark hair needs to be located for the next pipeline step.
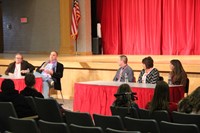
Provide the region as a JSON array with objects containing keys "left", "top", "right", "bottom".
[
  {"left": 169, "top": 59, "right": 187, "bottom": 87},
  {"left": 178, "top": 87, "right": 200, "bottom": 114},
  {"left": 146, "top": 81, "right": 177, "bottom": 113}
]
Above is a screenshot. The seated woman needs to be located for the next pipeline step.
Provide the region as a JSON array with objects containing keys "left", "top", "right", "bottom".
[
  {"left": 178, "top": 87, "right": 200, "bottom": 114},
  {"left": 146, "top": 81, "right": 177, "bottom": 113},
  {"left": 112, "top": 84, "right": 138, "bottom": 109},
  {"left": 169, "top": 59, "right": 187, "bottom": 87},
  {"left": 138, "top": 56, "right": 159, "bottom": 84},
  {"left": 0, "top": 79, "right": 35, "bottom": 118},
  {"left": 20, "top": 73, "right": 44, "bottom": 98}
]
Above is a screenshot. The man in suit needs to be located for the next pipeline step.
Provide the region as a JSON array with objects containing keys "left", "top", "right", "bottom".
[
  {"left": 35, "top": 51, "right": 64, "bottom": 98},
  {"left": 5, "top": 53, "right": 35, "bottom": 76},
  {"left": 113, "top": 55, "right": 134, "bottom": 82}
]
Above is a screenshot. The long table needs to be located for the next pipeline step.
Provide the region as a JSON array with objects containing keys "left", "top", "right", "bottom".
[
  {"left": 73, "top": 81, "right": 184, "bottom": 116},
  {"left": 0, "top": 75, "right": 43, "bottom": 93}
]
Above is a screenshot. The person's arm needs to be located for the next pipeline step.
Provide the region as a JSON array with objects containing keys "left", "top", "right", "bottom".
[
  {"left": 52, "top": 63, "right": 64, "bottom": 79},
  {"left": 128, "top": 69, "right": 134, "bottom": 82},
  {"left": 137, "top": 70, "right": 143, "bottom": 83},
  {"left": 36, "top": 62, "right": 45, "bottom": 73},
  {"left": 5, "top": 63, "right": 14, "bottom": 75},
  {"left": 149, "top": 69, "right": 160, "bottom": 84},
  {"left": 26, "top": 61, "right": 35, "bottom": 73}
]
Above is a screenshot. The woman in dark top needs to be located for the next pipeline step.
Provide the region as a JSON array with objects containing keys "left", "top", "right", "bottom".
[
  {"left": 169, "top": 59, "right": 187, "bottom": 87},
  {"left": 113, "top": 84, "right": 138, "bottom": 109},
  {"left": 20, "top": 73, "right": 44, "bottom": 98},
  {"left": 138, "top": 56, "right": 159, "bottom": 84},
  {"left": 0, "top": 79, "right": 35, "bottom": 118},
  {"left": 146, "top": 81, "right": 177, "bottom": 113}
]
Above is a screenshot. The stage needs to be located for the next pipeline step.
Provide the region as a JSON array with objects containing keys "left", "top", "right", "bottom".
[{"left": 0, "top": 53, "right": 199, "bottom": 99}]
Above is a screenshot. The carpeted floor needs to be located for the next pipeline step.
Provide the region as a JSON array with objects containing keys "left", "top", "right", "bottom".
[{"left": 56, "top": 98, "right": 73, "bottom": 111}]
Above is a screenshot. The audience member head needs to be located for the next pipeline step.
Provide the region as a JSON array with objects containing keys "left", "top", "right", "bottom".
[
  {"left": 114, "top": 84, "right": 134, "bottom": 107},
  {"left": 49, "top": 51, "right": 58, "bottom": 62},
  {"left": 142, "top": 56, "right": 154, "bottom": 70},
  {"left": 180, "top": 87, "right": 200, "bottom": 114},
  {"left": 170, "top": 59, "right": 185, "bottom": 75},
  {"left": 118, "top": 55, "right": 128, "bottom": 67},
  {"left": 15, "top": 53, "right": 23, "bottom": 64},
  {"left": 149, "top": 81, "right": 170, "bottom": 112},
  {"left": 178, "top": 97, "right": 193, "bottom": 113},
  {"left": 25, "top": 73, "right": 36, "bottom": 88},
  {"left": 116, "top": 83, "right": 132, "bottom": 94},
  {"left": 1, "top": 79, "right": 15, "bottom": 93}
]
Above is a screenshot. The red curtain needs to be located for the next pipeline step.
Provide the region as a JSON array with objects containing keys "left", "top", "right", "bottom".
[{"left": 97, "top": 0, "right": 200, "bottom": 55}]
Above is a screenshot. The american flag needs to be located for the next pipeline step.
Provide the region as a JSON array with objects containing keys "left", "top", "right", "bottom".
[{"left": 71, "top": 0, "right": 81, "bottom": 40}]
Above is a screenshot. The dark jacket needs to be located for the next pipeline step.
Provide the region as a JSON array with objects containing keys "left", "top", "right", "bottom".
[
  {"left": 5, "top": 60, "right": 35, "bottom": 75},
  {"left": 20, "top": 87, "right": 44, "bottom": 98},
  {"left": 113, "top": 65, "right": 134, "bottom": 82},
  {"left": 0, "top": 90, "right": 35, "bottom": 118},
  {"left": 138, "top": 68, "right": 159, "bottom": 84},
  {"left": 36, "top": 61, "right": 64, "bottom": 90}
]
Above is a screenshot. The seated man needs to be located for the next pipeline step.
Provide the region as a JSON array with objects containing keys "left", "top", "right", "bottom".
[
  {"left": 35, "top": 51, "right": 64, "bottom": 98},
  {"left": 113, "top": 55, "right": 134, "bottom": 82},
  {"left": 5, "top": 53, "right": 35, "bottom": 77}
]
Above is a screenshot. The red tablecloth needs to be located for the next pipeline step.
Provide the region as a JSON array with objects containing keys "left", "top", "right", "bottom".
[
  {"left": 0, "top": 76, "right": 43, "bottom": 93},
  {"left": 73, "top": 82, "right": 184, "bottom": 116}
]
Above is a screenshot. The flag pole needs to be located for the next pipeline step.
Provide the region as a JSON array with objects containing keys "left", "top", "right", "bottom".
[{"left": 75, "top": 39, "right": 78, "bottom": 55}]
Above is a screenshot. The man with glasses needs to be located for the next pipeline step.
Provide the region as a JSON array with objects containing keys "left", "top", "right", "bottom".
[{"left": 5, "top": 53, "right": 35, "bottom": 77}]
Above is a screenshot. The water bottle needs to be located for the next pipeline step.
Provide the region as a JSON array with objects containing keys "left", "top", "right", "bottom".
[
  {"left": 168, "top": 74, "right": 172, "bottom": 85},
  {"left": 125, "top": 73, "right": 128, "bottom": 83}
]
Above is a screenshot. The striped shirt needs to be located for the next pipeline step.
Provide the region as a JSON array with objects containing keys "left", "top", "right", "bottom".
[{"left": 138, "top": 68, "right": 160, "bottom": 84}]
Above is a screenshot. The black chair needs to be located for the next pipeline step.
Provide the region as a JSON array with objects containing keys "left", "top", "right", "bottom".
[
  {"left": 65, "top": 110, "right": 94, "bottom": 126},
  {"left": 172, "top": 111, "right": 200, "bottom": 129},
  {"left": 34, "top": 97, "right": 64, "bottom": 122},
  {"left": 124, "top": 117, "right": 160, "bottom": 133},
  {"left": 70, "top": 124, "right": 104, "bottom": 133},
  {"left": 93, "top": 114, "right": 124, "bottom": 131},
  {"left": 9, "top": 116, "right": 40, "bottom": 133},
  {"left": 24, "top": 96, "right": 37, "bottom": 114},
  {"left": 110, "top": 106, "right": 139, "bottom": 119},
  {"left": 160, "top": 121, "right": 200, "bottom": 133},
  {"left": 106, "top": 128, "right": 141, "bottom": 133},
  {"left": 139, "top": 109, "right": 170, "bottom": 122},
  {"left": 0, "top": 102, "right": 18, "bottom": 132},
  {"left": 39, "top": 120, "right": 70, "bottom": 133},
  {"left": 185, "top": 78, "right": 189, "bottom": 96}
]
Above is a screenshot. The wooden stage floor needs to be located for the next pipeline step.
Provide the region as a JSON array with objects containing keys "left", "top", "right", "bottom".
[{"left": 0, "top": 53, "right": 199, "bottom": 99}]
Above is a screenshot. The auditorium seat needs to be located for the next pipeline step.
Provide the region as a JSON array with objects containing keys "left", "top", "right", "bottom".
[
  {"left": 106, "top": 128, "right": 141, "bottom": 133},
  {"left": 160, "top": 121, "right": 200, "bottom": 133},
  {"left": 34, "top": 97, "right": 64, "bottom": 122},
  {"left": 70, "top": 124, "right": 103, "bottom": 133},
  {"left": 93, "top": 114, "right": 125, "bottom": 131},
  {"left": 172, "top": 111, "right": 200, "bottom": 129},
  {"left": 110, "top": 106, "right": 139, "bottom": 119},
  {"left": 0, "top": 102, "right": 18, "bottom": 132},
  {"left": 139, "top": 109, "right": 170, "bottom": 122},
  {"left": 9, "top": 116, "right": 40, "bottom": 133},
  {"left": 24, "top": 96, "right": 37, "bottom": 115},
  {"left": 124, "top": 117, "right": 160, "bottom": 133},
  {"left": 65, "top": 110, "right": 94, "bottom": 126},
  {"left": 38, "top": 120, "right": 70, "bottom": 133}
]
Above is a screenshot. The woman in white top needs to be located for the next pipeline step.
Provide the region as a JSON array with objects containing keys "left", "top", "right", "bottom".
[{"left": 138, "top": 56, "right": 159, "bottom": 84}]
